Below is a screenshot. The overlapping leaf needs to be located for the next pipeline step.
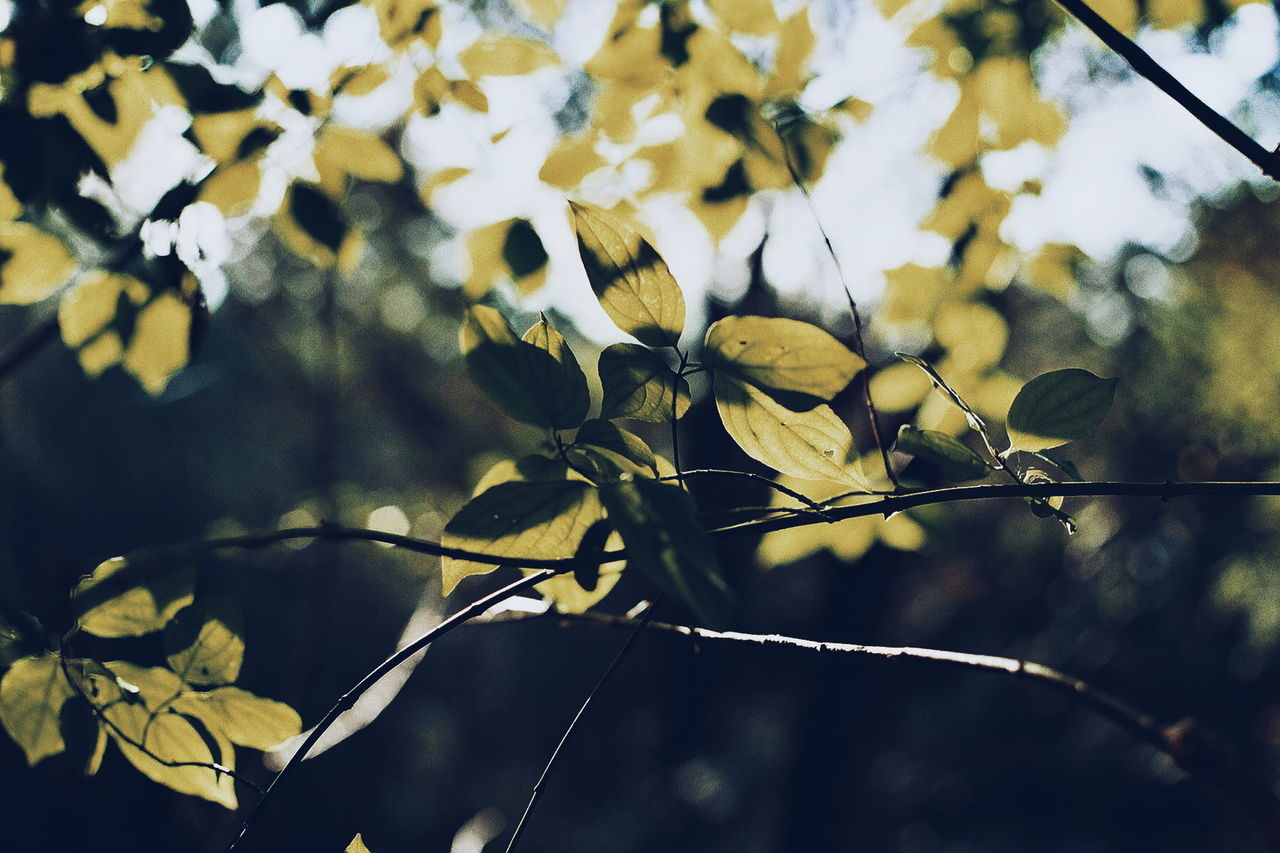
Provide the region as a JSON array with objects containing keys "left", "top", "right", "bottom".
[
  {"left": 72, "top": 553, "right": 195, "bottom": 638},
  {"left": 0, "top": 653, "right": 75, "bottom": 765},
  {"left": 1006, "top": 369, "right": 1117, "bottom": 452},
  {"left": 599, "top": 343, "right": 691, "bottom": 422},
  {"left": 163, "top": 597, "right": 244, "bottom": 686},
  {"left": 896, "top": 425, "right": 991, "bottom": 482},
  {"left": 704, "top": 315, "right": 865, "bottom": 408},
  {"left": 568, "top": 419, "right": 658, "bottom": 480}
]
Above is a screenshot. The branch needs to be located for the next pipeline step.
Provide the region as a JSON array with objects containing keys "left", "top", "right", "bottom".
[
  {"left": 1053, "top": 0, "right": 1280, "bottom": 180},
  {"left": 224, "top": 570, "right": 554, "bottom": 851},
  {"left": 491, "top": 607, "right": 1280, "bottom": 849}
]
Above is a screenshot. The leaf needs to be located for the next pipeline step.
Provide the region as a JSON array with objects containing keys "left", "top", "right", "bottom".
[
  {"left": 704, "top": 315, "right": 865, "bottom": 407},
  {"left": 599, "top": 343, "right": 690, "bottom": 422},
  {"left": 714, "top": 375, "right": 870, "bottom": 489},
  {"left": 570, "top": 201, "right": 685, "bottom": 348},
  {"left": 0, "top": 605, "right": 45, "bottom": 670},
  {"left": 598, "top": 478, "right": 733, "bottom": 628},
  {"left": 122, "top": 291, "right": 192, "bottom": 394},
  {"left": 73, "top": 553, "right": 195, "bottom": 638},
  {"left": 103, "top": 701, "right": 237, "bottom": 808},
  {"left": 0, "top": 222, "right": 76, "bottom": 305},
  {"left": 521, "top": 315, "right": 590, "bottom": 429},
  {"left": 1006, "top": 369, "right": 1118, "bottom": 453},
  {"left": 164, "top": 597, "right": 245, "bottom": 686},
  {"left": 347, "top": 834, "right": 373, "bottom": 853},
  {"left": 169, "top": 686, "right": 301, "bottom": 750},
  {"left": 0, "top": 652, "right": 75, "bottom": 765},
  {"left": 460, "top": 306, "right": 588, "bottom": 429},
  {"left": 458, "top": 36, "right": 559, "bottom": 76},
  {"left": 568, "top": 419, "right": 658, "bottom": 480},
  {"left": 895, "top": 425, "right": 992, "bottom": 482},
  {"left": 441, "top": 480, "right": 603, "bottom": 594}
]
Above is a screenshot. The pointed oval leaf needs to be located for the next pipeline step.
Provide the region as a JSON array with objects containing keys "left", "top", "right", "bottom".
[
  {"left": 347, "top": 835, "right": 374, "bottom": 853},
  {"left": 441, "top": 480, "right": 603, "bottom": 594},
  {"left": 461, "top": 306, "right": 587, "bottom": 429},
  {"left": 569, "top": 419, "right": 658, "bottom": 480},
  {"left": 895, "top": 425, "right": 992, "bottom": 482},
  {"left": 169, "top": 686, "right": 301, "bottom": 750},
  {"left": 704, "top": 315, "right": 865, "bottom": 404},
  {"left": 599, "top": 343, "right": 690, "bottom": 422},
  {"left": 599, "top": 479, "right": 733, "bottom": 628},
  {"left": 103, "top": 701, "right": 237, "bottom": 808},
  {"left": 1006, "top": 368, "right": 1118, "bottom": 453},
  {"left": 714, "top": 375, "right": 870, "bottom": 489},
  {"left": 163, "top": 597, "right": 245, "bottom": 687},
  {"left": 0, "top": 652, "right": 75, "bottom": 765},
  {"left": 73, "top": 553, "right": 195, "bottom": 638},
  {"left": 570, "top": 202, "right": 685, "bottom": 347}
]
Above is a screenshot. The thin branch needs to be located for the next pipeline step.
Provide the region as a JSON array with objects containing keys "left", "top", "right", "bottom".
[
  {"left": 224, "top": 569, "right": 554, "bottom": 852},
  {"left": 494, "top": 608, "right": 1280, "bottom": 848},
  {"left": 664, "top": 468, "right": 838, "bottom": 517},
  {"left": 1054, "top": 0, "right": 1280, "bottom": 180},
  {"left": 503, "top": 599, "right": 657, "bottom": 853}
]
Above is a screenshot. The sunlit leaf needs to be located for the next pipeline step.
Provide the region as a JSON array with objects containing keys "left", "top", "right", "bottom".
[
  {"left": 459, "top": 36, "right": 558, "bottom": 77},
  {"left": 896, "top": 425, "right": 991, "bottom": 482},
  {"left": 714, "top": 374, "right": 870, "bottom": 489},
  {"left": 0, "top": 223, "right": 75, "bottom": 305},
  {"left": 461, "top": 306, "right": 588, "bottom": 429},
  {"left": 568, "top": 418, "right": 658, "bottom": 480},
  {"left": 0, "top": 166, "right": 22, "bottom": 220},
  {"left": 599, "top": 343, "right": 690, "bottom": 422},
  {"left": 1006, "top": 369, "right": 1118, "bottom": 453},
  {"left": 73, "top": 554, "right": 195, "bottom": 639},
  {"left": 347, "top": 834, "right": 373, "bottom": 853},
  {"left": 570, "top": 201, "right": 685, "bottom": 348},
  {"left": 706, "top": 0, "right": 778, "bottom": 34},
  {"left": 704, "top": 315, "right": 864, "bottom": 407},
  {"left": 441, "top": 480, "right": 603, "bottom": 594},
  {"left": 164, "top": 597, "right": 244, "bottom": 687},
  {"left": 122, "top": 291, "right": 192, "bottom": 394},
  {"left": 0, "top": 653, "right": 75, "bottom": 765},
  {"left": 0, "top": 606, "right": 44, "bottom": 671},
  {"left": 169, "top": 686, "right": 301, "bottom": 750},
  {"left": 509, "top": 0, "right": 566, "bottom": 28},
  {"left": 103, "top": 699, "right": 237, "bottom": 808},
  {"left": 314, "top": 125, "right": 404, "bottom": 194},
  {"left": 274, "top": 182, "right": 356, "bottom": 268},
  {"left": 599, "top": 478, "right": 732, "bottom": 627}
]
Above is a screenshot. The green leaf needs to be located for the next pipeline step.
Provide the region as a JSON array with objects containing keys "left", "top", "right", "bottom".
[
  {"left": 714, "top": 375, "right": 870, "bottom": 489},
  {"left": 568, "top": 419, "right": 658, "bottom": 480},
  {"left": 169, "top": 686, "right": 301, "bottom": 750},
  {"left": 895, "top": 425, "right": 991, "bottom": 482},
  {"left": 164, "top": 597, "right": 245, "bottom": 687},
  {"left": 704, "top": 315, "right": 865, "bottom": 406},
  {"left": 72, "top": 552, "right": 195, "bottom": 638},
  {"left": 461, "top": 305, "right": 589, "bottom": 429},
  {"left": 896, "top": 352, "right": 991, "bottom": 438},
  {"left": 0, "top": 652, "right": 75, "bottom": 765},
  {"left": 441, "top": 480, "right": 604, "bottom": 594},
  {"left": 1006, "top": 369, "right": 1118, "bottom": 453},
  {"left": 570, "top": 201, "right": 685, "bottom": 347},
  {"left": 598, "top": 343, "right": 690, "bottom": 422},
  {"left": 521, "top": 314, "right": 590, "bottom": 428},
  {"left": 598, "top": 479, "right": 733, "bottom": 627}
]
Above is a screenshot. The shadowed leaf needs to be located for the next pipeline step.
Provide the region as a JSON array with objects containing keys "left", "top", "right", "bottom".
[
  {"left": 1007, "top": 369, "right": 1118, "bottom": 452},
  {"left": 599, "top": 343, "right": 690, "bottom": 422}
]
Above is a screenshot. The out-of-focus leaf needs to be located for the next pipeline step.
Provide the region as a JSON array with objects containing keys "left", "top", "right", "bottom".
[
  {"left": 0, "top": 222, "right": 75, "bottom": 304},
  {"left": 441, "top": 480, "right": 602, "bottom": 594},
  {"left": 73, "top": 554, "right": 195, "bottom": 639},
  {"left": 896, "top": 425, "right": 991, "bottom": 482},
  {"left": 164, "top": 598, "right": 244, "bottom": 687},
  {"left": 897, "top": 352, "right": 993, "bottom": 440},
  {"left": 459, "top": 35, "right": 559, "bottom": 76},
  {"left": 0, "top": 652, "right": 75, "bottom": 765},
  {"left": 715, "top": 375, "right": 870, "bottom": 489},
  {"left": 704, "top": 315, "right": 864, "bottom": 407},
  {"left": 122, "top": 291, "right": 192, "bottom": 394},
  {"left": 570, "top": 201, "right": 685, "bottom": 348},
  {"left": 274, "top": 182, "right": 356, "bottom": 268},
  {"left": 599, "top": 343, "right": 690, "bottom": 422},
  {"left": 599, "top": 478, "right": 733, "bottom": 627},
  {"left": 314, "top": 125, "right": 404, "bottom": 194},
  {"left": 1006, "top": 369, "right": 1118, "bottom": 453}
]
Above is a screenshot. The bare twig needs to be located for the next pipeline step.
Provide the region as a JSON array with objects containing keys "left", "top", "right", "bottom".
[
  {"left": 224, "top": 569, "right": 555, "bottom": 852},
  {"left": 503, "top": 599, "right": 658, "bottom": 853},
  {"left": 1054, "top": 0, "right": 1280, "bottom": 180}
]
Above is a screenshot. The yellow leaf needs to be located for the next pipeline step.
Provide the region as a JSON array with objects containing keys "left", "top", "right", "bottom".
[
  {"left": 867, "top": 361, "right": 932, "bottom": 413},
  {"left": 0, "top": 222, "right": 75, "bottom": 304},
  {"left": 190, "top": 109, "right": 260, "bottom": 164},
  {"left": 337, "top": 64, "right": 390, "bottom": 97},
  {"left": 0, "top": 165, "right": 21, "bottom": 220},
  {"left": 933, "top": 301, "right": 1008, "bottom": 371},
  {"left": 539, "top": 134, "right": 606, "bottom": 189},
  {"left": 169, "top": 686, "right": 301, "bottom": 750},
  {"left": 79, "top": 332, "right": 125, "bottom": 376},
  {"left": 707, "top": 0, "right": 779, "bottom": 34},
  {"left": 315, "top": 125, "right": 404, "bottom": 193},
  {"left": 880, "top": 263, "right": 945, "bottom": 329},
  {"left": 0, "top": 653, "right": 75, "bottom": 766},
  {"left": 59, "top": 270, "right": 130, "bottom": 347},
  {"left": 584, "top": 2, "right": 664, "bottom": 84},
  {"left": 73, "top": 554, "right": 195, "bottom": 638},
  {"left": 771, "top": 7, "right": 816, "bottom": 93},
  {"left": 1089, "top": 0, "right": 1139, "bottom": 34},
  {"left": 198, "top": 157, "right": 264, "bottom": 218},
  {"left": 366, "top": 0, "right": 442, "bottom": 50},
  {"left": 347, "top": 834, "right": 373, "bottom": 853},
  {"left": 449, "top": 78, "right": 488, "bottom": 112},
  {"left": 509, "top": 0, "right": 566, "bottom": 28},
  {"left": 103, "top": 700, "right": 237, "bottom": 808},
  {"left": 459, "top": 35, "right": 559, "bottom": 77},
  {"left": 714, "top": 374, "right": 870, "bottom": 488},
  {"left": 704, "top": 315, "right": 865, "bottom": 403},
  {"left": 123, "top": 292, "right": 191, "bottom": 394}
]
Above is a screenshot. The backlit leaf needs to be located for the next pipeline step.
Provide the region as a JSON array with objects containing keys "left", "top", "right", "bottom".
[
  {"left": 568, "top": 418, "right": 658, "bottom": 480},
  {"left": 715, "top": 375, "right": 870, "bottom": 489},
  {"left": 164, "top": 597, "right": 244, "bottom": 686},
  {"left": 895, "top": 425, "right": 991, "bottom": 482},
  {"left": 521, "top": 314, "right": 591, "bottom": 429},
  {"left": 704, "top": 315, "right": 864, "bottom": 406},
  {"left": 599, "top": 478, "right": 732, "bottom": 627},
  {"left": 73, "top": 554, "right": 195, "bottom": 638},
  {"left": 347, "top": 834, "right": 373, "bottom": 853},
  {"left": 459, "top": 36, "right": 558, "bottom": 76},
  {"left": 0, "top": 653, "right": 75, "bottom": 765},
  {"left": 169, "top": 686, "right": 301, "bottom": 750},
  {"left": 599, "top": 343, "right": 690, "bottom": 422},
  {"left": 570, "top": 201, "right": 685, "bottom": 348},
  {"left": 441, "top": 480, "right": 602, "bottom": 594},
  {"left": 1006, "top": 368, "right": 1118, "bottom": 452},
  {"left": 0, "top": 223, "right": 75, "bottom": 305},
  {"left": 122, "top": 291, "right": 191, "bottom": 394},
  {"left": 103, "top": 700, "right": 237, "bottom": 808}
]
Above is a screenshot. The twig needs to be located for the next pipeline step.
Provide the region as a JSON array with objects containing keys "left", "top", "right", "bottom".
[
  {"left": 493, "top": 608, "right": 1280, "bottom": 848},
  {"left": 1054, "top": 0, "right": 1280, "bottom": 180},
  {"left": 503, "top": 599, "right": 658, "bottom": 853},
  {"left": 663, "top": 468, "right": 838, "bottom": 518},
  {"left": 224, "top": 569, "right": 555, "bottom": 852}
]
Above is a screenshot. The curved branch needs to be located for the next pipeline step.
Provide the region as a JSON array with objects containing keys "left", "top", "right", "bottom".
[
  {"left": 1054, "top": 0, "right": 1280, "bottom": 180},
  {"left": 223, "top": 569, "right": 554, "bottom": 852}
]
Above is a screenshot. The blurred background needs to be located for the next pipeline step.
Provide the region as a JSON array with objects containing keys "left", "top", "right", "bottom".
[{"left": 1, "top": 0, "right": 1279, "bottom": 850}]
